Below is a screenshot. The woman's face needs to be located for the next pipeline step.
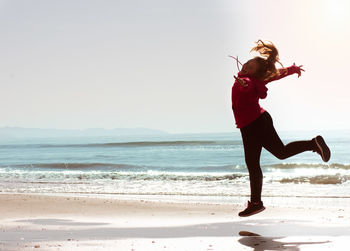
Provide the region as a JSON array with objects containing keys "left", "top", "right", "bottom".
[{"left": 241, "top": 59, "right": 259, "bottom": 76}]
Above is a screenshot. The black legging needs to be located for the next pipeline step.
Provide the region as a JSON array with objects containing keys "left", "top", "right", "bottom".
[{"left": 240, "top": 111, "right": 315, "bottom": 203}]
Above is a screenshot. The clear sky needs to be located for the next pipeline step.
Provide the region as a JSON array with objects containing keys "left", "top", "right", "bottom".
[{"left": 0, "top": 0, "right": 349, "bottom": 133}]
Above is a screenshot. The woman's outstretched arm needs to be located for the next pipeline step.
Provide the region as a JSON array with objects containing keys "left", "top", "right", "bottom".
[{"left": 264, "top": 64, "right": 304, "bottom": 84}]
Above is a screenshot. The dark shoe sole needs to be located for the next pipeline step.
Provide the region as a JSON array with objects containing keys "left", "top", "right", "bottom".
[
  {"left": 315, "top": 136, "right": 331, "bottom": 162},
  {"left": 238, "top": 206, "right": 265, "bottom": 217},
  {"left": 239, "top": 231, "right": 261, "bottom": 236}
]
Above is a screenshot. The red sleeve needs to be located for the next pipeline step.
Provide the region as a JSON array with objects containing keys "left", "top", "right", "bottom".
[
  {"left": 255, "top": 80, "right": 268, "bottom": 99},
  {"left": 264, "top": 65, "right": 301, "bottom": 84}
]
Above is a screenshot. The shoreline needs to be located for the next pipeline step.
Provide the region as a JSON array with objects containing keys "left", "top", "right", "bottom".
[
  {"left": 1, "top": 193, "right": 350, "bottom": 250},
  {"left": 1, "top": 191, "right": 349, "bottom": 209}
]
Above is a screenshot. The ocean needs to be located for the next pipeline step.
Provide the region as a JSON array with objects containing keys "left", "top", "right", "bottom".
[{"left": 1, "top": 131, "right": 349, "bottom": 208}]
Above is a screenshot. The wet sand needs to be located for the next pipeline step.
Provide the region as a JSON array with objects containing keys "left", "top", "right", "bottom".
[{"left": 0, "top": 193, "right": 349, "bottom": 250}]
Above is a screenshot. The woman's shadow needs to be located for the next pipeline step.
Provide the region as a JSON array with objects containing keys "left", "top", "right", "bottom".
[{"left": 238, "top": 231, "right": 330, "bottom": 251}]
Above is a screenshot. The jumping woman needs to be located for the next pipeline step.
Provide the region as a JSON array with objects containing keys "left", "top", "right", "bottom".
[{"left": 231, "top": 40, "right": 331, "bottom": 217}]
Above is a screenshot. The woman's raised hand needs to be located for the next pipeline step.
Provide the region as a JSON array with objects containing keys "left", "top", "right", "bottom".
[
  {"left": 293, "top": 63, "right": 305, "bottom": 78},
  {"left": 234, "top": 76, "right": 248, "bottom": 87}
]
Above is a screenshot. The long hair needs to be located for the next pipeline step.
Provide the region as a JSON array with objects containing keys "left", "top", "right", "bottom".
[{"left": 250, "top": 40, "right": 284, "bottom": 81}]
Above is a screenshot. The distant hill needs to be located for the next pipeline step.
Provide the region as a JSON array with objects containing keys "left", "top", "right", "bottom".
[{"left": 0, "top": 127, "right": 168, "bottom": 138}]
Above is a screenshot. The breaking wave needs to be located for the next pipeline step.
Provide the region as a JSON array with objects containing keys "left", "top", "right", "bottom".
[
  {"left": 279, "top": 175, "right": 350, "bottom": 185},
  {"left": 1, "top": 163, "right": 142, "bottom": 170},
  {"left": 264, "top": 163, "right": 350, "bottom": 170}
]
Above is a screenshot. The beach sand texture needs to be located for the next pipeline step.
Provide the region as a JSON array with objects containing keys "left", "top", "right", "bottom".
[{"left": 1, "top": 194, "right": 349, "bottom": 250}]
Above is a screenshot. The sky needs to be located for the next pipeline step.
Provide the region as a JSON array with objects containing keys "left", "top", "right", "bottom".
[{"left": 0, "top": 0, "right": 349, "bottom": 133}]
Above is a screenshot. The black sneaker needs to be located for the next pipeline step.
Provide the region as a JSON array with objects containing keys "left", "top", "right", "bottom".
[
  {"left": 313, "top": 135, "right": 331, "bottom": 162},
  {"left": 238, "top": 201, "right": 265, "bottom": 217}
]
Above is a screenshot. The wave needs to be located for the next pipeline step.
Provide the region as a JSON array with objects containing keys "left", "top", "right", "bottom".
[
  {"left": 264, "top": 163, "right": 350, "bottom": 170},
  {"left": 1, "top": 165, "right": 350, "bottom": 184},
  {"left": 0, "top": 168, "right": 248, "bottom": 182},
  {"left": 114, "top": 172, "right": 247, "bottom": 181},
  {"left": 278, "top": 175, "right": 350, "bottom": 185},
  {"left": 3, "top": 162, "right": 350, "bottom": 172},
  {"left": 1, "top": 163, "right": 142, "bottom": 170},
  {"left": 2, "top": 169, "right": 350, "bottom": 185},
  {"left": 1, "top": 163, "right": 245, "bottom": 172}
]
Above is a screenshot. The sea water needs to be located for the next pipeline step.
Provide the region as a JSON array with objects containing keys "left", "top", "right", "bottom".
[{"left": 0, "top": 131, "right": 349, "bottom": 208}]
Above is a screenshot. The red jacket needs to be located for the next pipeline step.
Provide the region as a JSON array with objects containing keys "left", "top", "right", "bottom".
[{"left": 231, "top": 65, "right": 300, "bottom": 128}]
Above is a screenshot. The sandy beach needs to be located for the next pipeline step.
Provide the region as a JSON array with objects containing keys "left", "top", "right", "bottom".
[{"left": 0, "top": 193, "right": 349, "bottom": 250}]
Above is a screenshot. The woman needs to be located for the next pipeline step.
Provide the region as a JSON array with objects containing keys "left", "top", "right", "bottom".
[{"left": 231, "top": 40, "right": 331, "bottom": 217}]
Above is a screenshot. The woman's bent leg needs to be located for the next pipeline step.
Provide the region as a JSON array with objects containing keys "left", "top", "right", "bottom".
[{"left": 261, "top": 112, "right": 315, "bottom": 160}]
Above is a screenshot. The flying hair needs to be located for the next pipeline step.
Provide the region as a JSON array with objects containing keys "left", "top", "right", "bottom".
[{"left": 250, "top": 40, "right": 285, "bottom": 81}]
